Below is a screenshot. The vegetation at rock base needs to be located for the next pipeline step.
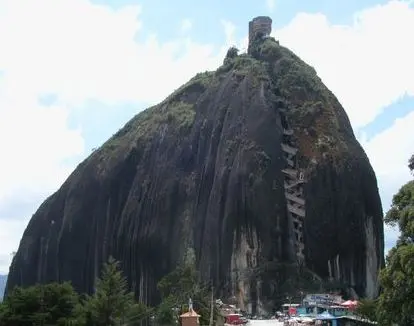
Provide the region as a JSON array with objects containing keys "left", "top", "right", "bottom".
[
  {"left": 0, "top": 257, "right": 216, "bottom": 326},
  {"left": 0, "top": 281, "right": 79, "bottom": 325},
  {"left": 156, "top": 263, "right": 218, "bottom": 326},
  {"left": 81, "top": 256, "right": 152, "bottom": 326},
  {"left": 355, "top": 298, "right": 378, "bottom": 321},
  {"left": 254, "top": 259, "right": 361, "bottom": 309},
  {"left": 0, "top": 257, "right": 151, "bottom": 326}
]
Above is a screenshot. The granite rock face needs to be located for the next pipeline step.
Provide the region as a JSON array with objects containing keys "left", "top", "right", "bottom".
[{"left": 6, "top": 36, "right": 384, "bottom": 311}]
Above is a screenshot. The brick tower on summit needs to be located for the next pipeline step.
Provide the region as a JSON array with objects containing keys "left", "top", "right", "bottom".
[{"left": 248, "top": 16, "right": 272, "bottom": 53}]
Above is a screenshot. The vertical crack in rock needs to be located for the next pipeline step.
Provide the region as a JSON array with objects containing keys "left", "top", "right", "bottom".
[
  {"left": 231, "top": 229, "right": 259, "bottom": 312},
  {"left": 365, "top": 216, "right": 379, "bottom": 299}
]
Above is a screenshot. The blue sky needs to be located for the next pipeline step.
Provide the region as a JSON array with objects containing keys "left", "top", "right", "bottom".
[{"left": 0, "top": 0, "right": 413, "bottom": 273}]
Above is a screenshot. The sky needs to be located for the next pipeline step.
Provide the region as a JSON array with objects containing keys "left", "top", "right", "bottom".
[{"left": 0, "top": 0, "right": 413, "bottom": 274}]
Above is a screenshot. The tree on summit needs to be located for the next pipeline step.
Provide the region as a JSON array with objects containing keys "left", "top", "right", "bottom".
[
  {"left": 223, "top": 46, "right": 239, "bottom": 65},
  {"left": 225, "top": 46, "right": 239, "bottom": 60}
]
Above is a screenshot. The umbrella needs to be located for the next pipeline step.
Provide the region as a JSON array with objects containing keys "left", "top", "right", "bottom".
[
  {"left": 341, "top": 300, "right": 356, "bottom": 306},
  {"left": 341, "top": 300, "right": 358, "bottom": 308}
]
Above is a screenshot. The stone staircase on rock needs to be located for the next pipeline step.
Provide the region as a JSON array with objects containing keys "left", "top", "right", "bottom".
[{"left": 280, "top": 113, "right": 307, "bottom": 263}]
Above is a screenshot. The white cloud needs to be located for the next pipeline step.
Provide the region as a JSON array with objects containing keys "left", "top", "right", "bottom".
[
  {"left": 220, "top": 19, "right": 250, "bottom": 54},
  {"left": 221, "top": 19, "right": 237, "bottom": 46},
  {"left": 0, "top": 0, "right": 235, "bottom": 107},
  {"left": 266, "top": 0, "right": 276, "bottom": 12},
  {"left": 273, "top": 0, "right": 414, "bottom": 129},
  {"left": 0, "top": 218, "right": 29, "bottom": 271},
  {"left": 362, "top": 111, "right": 414, "bottom": 191},
  {"left": 180, "top": 18, "right": 192, "bottom": 33}
]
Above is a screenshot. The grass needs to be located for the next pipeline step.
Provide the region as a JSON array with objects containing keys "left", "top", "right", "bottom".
[
  {"left": 217, "top": 52, "right": 269, "bottom": 86},
  {"left": 165, "top": 70, "right": 217, "bottom": 102},
  {"left": 95, "top": 100, "right": 196, "bottom": 163}
]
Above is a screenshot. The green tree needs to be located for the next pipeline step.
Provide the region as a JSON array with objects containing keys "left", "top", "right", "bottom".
[
  {"left": 0, "top": 282, "right": 79, "bottom": 326},
  {"left": 377, "top": 154, "right": 414, "bottom": 326},
  {"left": 84, "top": 256, "right": 151, "bottom": 326},
  {"left": 155, "top": 298, "right": 176, "bottom": 325},
  {"left": 157, "top": 264, "right": 199, "bottom": 300},
  {"left": 355, "top": 298, "right": 377, "bottom": 321},
  {"left": 225, "top": 47, "right": 239, "bottom": 59},
  {"left": 384, "top": 181, "right": 414, "bottom": 242},
  {"left": 223, "top": 46, "right": 239, "bottom": 65},
  {"left": 156, "top": 264, "right": 216, "bottom": 326}
]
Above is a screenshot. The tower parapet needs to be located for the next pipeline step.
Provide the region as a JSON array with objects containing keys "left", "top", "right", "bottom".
[{"left": 248, "top": 16, "right": 272, "bottom": 49}]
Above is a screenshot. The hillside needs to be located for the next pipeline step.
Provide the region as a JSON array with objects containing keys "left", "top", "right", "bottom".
[{"left": 0, "top": 275, "right": 7, "bottom": 301}]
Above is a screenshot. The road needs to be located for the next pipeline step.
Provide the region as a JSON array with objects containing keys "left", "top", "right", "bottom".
[{"left": 249, "top": 320, "right": 284, "bottom": 326}]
